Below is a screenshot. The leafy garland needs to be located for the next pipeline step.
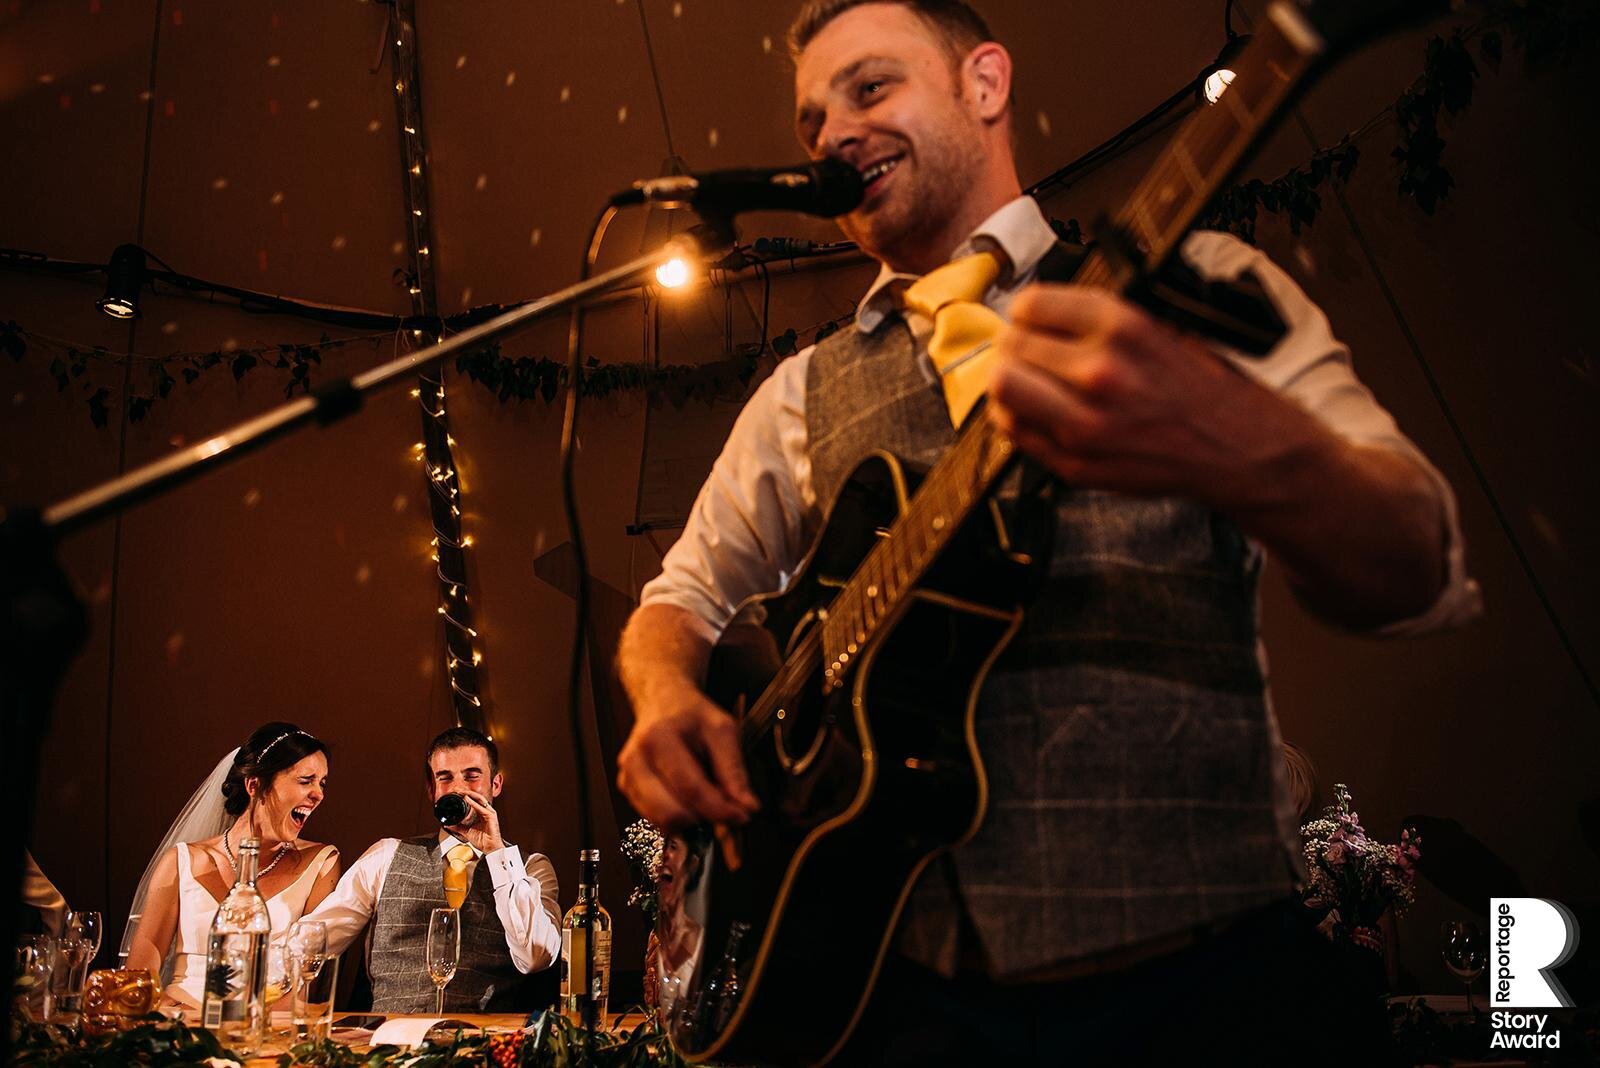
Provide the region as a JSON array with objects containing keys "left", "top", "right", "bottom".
[
  {"left": 1200, "top": 0, "right": 1595, "bottom": 240},
  {"left": 1, "top": 312, "right": 856, "bottom": 427},
  {"left": 7, "top": 0, "right": 1593, "bottom": 427},
  {"left": 8, "top": 1008, "right": 686, "bottom": 1067},
  {"left": 9, "top": 1012, "right": 239, "bottom": 1066}
]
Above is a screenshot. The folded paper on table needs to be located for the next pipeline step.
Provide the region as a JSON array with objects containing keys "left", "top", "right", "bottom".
[{"left": 369, "top": 1016, "right": 476, "bottom": 1048}]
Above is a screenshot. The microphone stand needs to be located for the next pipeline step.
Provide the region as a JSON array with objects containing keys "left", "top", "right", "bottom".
[{"left": 0, "top": 225, "right": 730, "bottom": 1052}]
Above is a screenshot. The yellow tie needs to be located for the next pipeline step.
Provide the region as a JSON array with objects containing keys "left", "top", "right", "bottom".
[
  {"left": 902, "top": 250, "right": 1005, "bottom": 428},
  {"left": 443, "top": 842, "right": 474, "bottom": 910}
]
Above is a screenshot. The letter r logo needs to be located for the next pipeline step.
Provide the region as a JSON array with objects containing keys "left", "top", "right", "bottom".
[{"left": 1492, "top": 897, "right": 1579, "bottom": 1008}]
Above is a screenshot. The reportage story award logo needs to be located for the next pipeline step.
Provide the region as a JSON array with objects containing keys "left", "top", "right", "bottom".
[{"left": 1487, "top": 898, "right": 1581, "bottom": 1052}]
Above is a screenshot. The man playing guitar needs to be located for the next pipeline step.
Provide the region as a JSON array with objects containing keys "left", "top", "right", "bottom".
[{"left": 616, "top": 2, "right": 1479, "bottom": 1062}]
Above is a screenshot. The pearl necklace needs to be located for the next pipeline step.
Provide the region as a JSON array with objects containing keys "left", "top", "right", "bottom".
[{"left": 223, "top": 825, "right": 294, "bottom": 879}]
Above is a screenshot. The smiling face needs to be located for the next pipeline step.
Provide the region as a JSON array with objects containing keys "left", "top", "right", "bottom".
[
  {"left": 427, "top": 744, "right": 503, "bottom": 804},
  {"left": 793, "top": 3, "right": 1017, "bottom": 273},
  {"left": 247, "top": 751, "right": 328, "bottom": 843}
]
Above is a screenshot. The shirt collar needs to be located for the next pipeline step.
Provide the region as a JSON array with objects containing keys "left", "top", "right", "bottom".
[
  {"left": 436, "top": 833, "right": 482, "bottom": 860},
  {"left": 853, "top": 195, "right": 1058, "bottom": 333}
]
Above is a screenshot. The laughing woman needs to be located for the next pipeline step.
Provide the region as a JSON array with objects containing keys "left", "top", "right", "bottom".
[{"left": 122, "top": 722, "right": 340, "bottom": 1007}]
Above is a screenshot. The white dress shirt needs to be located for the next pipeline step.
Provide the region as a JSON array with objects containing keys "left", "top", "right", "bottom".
[
  {"left": 301, "top": 834, "right": 561, "bottom": 974},
  {"left": 641, "top": 195, "right": 1481, "bottom": 637}
]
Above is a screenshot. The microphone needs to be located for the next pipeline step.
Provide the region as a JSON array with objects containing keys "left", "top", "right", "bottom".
[{"left": 611, "top": 159, "right": 864, "bottom": 218}]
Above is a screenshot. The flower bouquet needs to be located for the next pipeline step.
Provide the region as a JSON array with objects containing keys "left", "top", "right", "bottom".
[
  {"left": 622, "top": 819, "right": 666, "bottom": 922},
  {"left": 1299, "top": 783, "right": 1421, "bottom": 954},
  {"left": 621, "top": 819, "right": 666, "bottom": 1010}
]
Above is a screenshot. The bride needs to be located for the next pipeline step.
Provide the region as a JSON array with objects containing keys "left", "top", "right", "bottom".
[{"left": 121, "top": 722, "right": 341, "bottom": 1006}]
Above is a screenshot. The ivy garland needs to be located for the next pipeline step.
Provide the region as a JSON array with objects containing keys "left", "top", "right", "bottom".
[
  {"left": 5, "top": 0, "right": 1593, "bottom": 427},
  {"left": 7, "top": 1009, "right": 686, "bottom": 1068},
  {"left": 1200, "top": 0, "right": 1596, "bottom": 240}
]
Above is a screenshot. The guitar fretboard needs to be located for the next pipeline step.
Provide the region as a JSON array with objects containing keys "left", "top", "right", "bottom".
[{"left": 817, "top": 4, "right": 1323, "bottom": 694}]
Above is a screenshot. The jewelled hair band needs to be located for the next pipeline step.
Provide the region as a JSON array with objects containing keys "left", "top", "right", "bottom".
[{"left": 257, "top": 729, "right": 314, "bottom": 762}]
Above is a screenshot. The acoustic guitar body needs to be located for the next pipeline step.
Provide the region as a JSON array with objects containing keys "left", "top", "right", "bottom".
[{"left": 661, "top": 451, "right": 1026, "bottom": 1066}]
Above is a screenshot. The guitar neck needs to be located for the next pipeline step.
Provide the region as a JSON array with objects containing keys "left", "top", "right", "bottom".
[
  {"left": 1080, "top": 4, "right": 1323, "bottom": 288},
  {"left": 818, "top": 4, "right": 1327, "bottom": 693}
]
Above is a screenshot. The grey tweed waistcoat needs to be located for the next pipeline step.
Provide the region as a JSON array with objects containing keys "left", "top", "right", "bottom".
[
  {"left": 803, "top": 298, "right": 1298, "bottom": 979},
  {"left": 370, "top": 837, "right": 524, "bottom": 1012}
]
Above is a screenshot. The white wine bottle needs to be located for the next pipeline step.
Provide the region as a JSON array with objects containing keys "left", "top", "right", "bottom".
[
  {"left": 201, "top": 838, "right": 272, "bottom": 1054},
  {"left": 559, "top": 848, "right": 612, "bottom": 1027}
]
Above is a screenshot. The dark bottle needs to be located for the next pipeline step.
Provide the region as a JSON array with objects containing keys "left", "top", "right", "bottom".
[
  {"left": 433, "top": 793, "right": 473, "bottom": 827},
  {"left": 704, "top": 921, "right": 750, "bottom": 1034}
]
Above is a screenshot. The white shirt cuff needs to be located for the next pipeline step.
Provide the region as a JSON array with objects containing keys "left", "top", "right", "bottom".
[{"left": 484, "top": 844, "right": 526, "bottom": 890}]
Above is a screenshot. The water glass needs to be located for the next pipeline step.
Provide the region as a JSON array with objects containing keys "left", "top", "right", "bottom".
[
  {"left": 48, "top": 936, "right": 94, "bottom": 1023},
  {"left": 426, "top": 908, "right": 460, "bottom": 1014},
  {"left": 14, "top": 935, "right": 54, "bottom": 1021},
  {"left": 292, "top": 953, "right": 339, "bottom": 1042}
]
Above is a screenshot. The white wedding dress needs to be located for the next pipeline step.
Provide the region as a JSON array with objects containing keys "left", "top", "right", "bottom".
[{"left": 166, "top": 842, "right": 336, "bottom": 1006}]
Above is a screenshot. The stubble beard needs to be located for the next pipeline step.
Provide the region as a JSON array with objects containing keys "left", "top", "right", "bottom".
[{"left": 841, "top": 120, "right": 986, "bottom": 271}]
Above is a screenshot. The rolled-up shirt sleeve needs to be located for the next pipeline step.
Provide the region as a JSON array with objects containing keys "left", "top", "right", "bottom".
[
  {"left": 1182, "top": 230, "right": 1482, "bottom": 633},
  {"left": 639, "top": 352, "right": 821, "bottom": 637},
  {"left": 485, "top": 846, "right": 561, "bottom": 973}
]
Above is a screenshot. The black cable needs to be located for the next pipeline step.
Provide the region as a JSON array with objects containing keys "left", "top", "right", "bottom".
[
  {"left": 757, "top": 262, "right": 772, "bottom": 355},
  {"left": 560, "top": 201, "right": 618, "bottom": 1038},
  {"left": 1224, "top": 0, "right": 1238, "bottom": 39},
  {"left": 633, "top": 0, "right": 678, "bottom": 162},
  {"left": 1026, "top": 79, "right": 1197, "bottom": 201}
]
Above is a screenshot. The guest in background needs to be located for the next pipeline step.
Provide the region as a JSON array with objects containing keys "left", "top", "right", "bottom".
[
  {"left": 19, "top": 850, "right": 68, "bottom": 938},
  {"left": 122, "top": 722, "right": 339, "bottom": 1006},
  {"left": 299, "top": 727, "right": 561, "bottom": 1013},
  {"left": 1282, "top": 741, "right": 1320, "bottom": 822}
]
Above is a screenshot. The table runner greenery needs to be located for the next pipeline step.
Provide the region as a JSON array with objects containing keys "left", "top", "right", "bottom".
[{"left": 8, "top": 1009, "right": 687, "bottom": 1067}]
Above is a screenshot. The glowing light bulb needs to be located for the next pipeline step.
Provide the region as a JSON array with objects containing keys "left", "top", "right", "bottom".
[
  {"left": 655, "top": 257, "right": 690, "bottom": 288},
  {"left": 1203, "top": 68, "right": 1236, "bottom": 105}
]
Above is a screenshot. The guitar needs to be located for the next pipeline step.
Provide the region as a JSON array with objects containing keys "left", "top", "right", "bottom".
[{"left": 658, "top": 2, "right": 1446, "bottom": 1063}]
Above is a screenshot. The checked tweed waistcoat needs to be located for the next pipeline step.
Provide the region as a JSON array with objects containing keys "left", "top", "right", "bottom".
[
  {"left": 370, "top": 837, "right": 523, "bottom": 1012},
  {"left": 803, "top": 265, "right": 1298, "bottom": 979}
]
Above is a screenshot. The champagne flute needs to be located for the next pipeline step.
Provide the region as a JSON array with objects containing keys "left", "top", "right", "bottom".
[
  {"left": 426, "top": 908, "right": 460, "bottom": 1015},
  {"left": 1441, "top": 920, "right": 1486, "bottom": 1014}
]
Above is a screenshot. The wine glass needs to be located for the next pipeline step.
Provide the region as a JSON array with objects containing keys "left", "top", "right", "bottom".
[
  {"left": 1441, "top": 920, "right": 1486, "bottom": 1013},
  {"left": 426, "top": 908, "right": 460, "bottom": 1015},
  {"left": 66, "top": 911, "right": 103, "bottom": 961},
  {"left": 288, "top": 921, "right": 327, "bottom": 982}
]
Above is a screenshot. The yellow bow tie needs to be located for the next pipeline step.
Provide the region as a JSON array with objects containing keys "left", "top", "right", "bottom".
[
  {"left": 443, "top": 842, "right": 474, "bottom": 910},
  {"left": 902, "top": 250, "right": 1005, "bottom": 428}
]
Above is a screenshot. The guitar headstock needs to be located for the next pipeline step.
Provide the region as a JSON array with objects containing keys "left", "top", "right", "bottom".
[{"left": 1288, "top": 0, "right": 1456, "bottom": 57}]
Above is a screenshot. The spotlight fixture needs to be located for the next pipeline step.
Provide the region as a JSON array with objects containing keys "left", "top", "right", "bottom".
[
  {"left": 97, "top": 244, "right": 147, "bottom": 319},
  {"left": 655, "top": 257, "right": 691, "bottom": 289},
  {"left": 1201, "top": 35, "right": 1251, "bottom": 104}
]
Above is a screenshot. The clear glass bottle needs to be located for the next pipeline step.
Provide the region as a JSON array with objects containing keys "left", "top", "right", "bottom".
[
  {"left": 559, "top": 848, "right": 612, "bottom": 1027},
  {"left": 201, "top": 837, "right": 272, "bottom": 1054}
]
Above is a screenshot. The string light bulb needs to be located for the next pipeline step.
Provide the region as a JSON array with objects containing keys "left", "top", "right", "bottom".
[
  {"left": 655, "top": 257, "right": 691, "bottom": 289},
  {"left": 1200, "top": 33, "right": 1251, "bottom": 106},
  {"left": 97, "top": 244, "right": 146, "bottom": 319}
]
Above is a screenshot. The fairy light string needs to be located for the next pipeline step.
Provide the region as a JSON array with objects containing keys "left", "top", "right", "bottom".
[{"left": 389, "top": 1, "right": 486, "bottom": 732}]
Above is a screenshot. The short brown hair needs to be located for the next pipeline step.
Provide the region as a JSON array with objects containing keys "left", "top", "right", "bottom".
[
  {"left": 426, "top": 725, "right": 499, "bottom": 778},
  {"left": 787, "top": 0, "right": 996, "bottom": 63}
]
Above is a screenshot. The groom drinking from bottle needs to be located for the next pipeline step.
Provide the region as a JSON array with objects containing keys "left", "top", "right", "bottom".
[{"left": 301, "top": 728, "right": 562, "bottom": 1012}]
